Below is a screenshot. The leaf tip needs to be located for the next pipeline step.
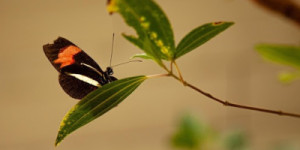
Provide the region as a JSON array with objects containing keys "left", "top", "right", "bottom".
[
  {"left": 54, "top": 131, "right": 65, "bottom": 147},
  {"left": 254, "top": 44, "right": 268, "bottom": 53},
  {"left": 54, "top": 138, "right": 60, "bottom": 147},
  {"left": 106, "top": 0, "right": 118, "bottom": 14}
]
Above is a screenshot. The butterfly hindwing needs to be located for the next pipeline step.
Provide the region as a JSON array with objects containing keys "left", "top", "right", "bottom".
[
  {"left": 59, "top": 73, "right": 97, "bottom": 99},
  {"left": 61, "top": 64, "right": 105, "bottom": 85}
]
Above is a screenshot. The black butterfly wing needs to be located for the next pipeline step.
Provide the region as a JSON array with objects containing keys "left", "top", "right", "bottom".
[
  {"left": 61, "top": 64, "right": 106, "bottom": 85},
  {"left": 108, "top": 76, "right": 118, "bottom": 82},
  {"left": 43, "top": 37, "right": 104, "bottom": 73},
  {"left": 43, "top": 37, "right": 106, "bottom": 99},
  {"left": 58, "top": 73, "right": 97, "bottom": 99}
]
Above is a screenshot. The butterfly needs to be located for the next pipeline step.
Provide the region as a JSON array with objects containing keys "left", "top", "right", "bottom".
[{"left": 43, "top": 37, "right": 117, "bottom": 99}]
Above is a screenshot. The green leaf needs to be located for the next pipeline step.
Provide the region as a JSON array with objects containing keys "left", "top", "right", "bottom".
[
  {"left": 55, "top": 75, "right": 147, "bottom": 146},
  {"left": 108, "top": 0, "right": 175, "bottom": 62},
  {"left": 171, "top": 114, "right": 211, "bottom": 149},
  {"left": 224, "top": 130, "right": 248, "bottom": 150},
  {"left": 122, "top": 33, "right": 144, "bottom": 51},
  {"left": 175, "top": 22, "right": 234, "bottom": 59},
  {"left": 273, "top": 143, "right": 299, "bottom": 150},
  {"left": 131, "top": 53, "right": 153, "bottom": 60},
  {"left": 255, "top": 44, "right": 300, "bottom": 69},
  {"left": 279, "top": 71, "right": 300, "bottom": 83}
]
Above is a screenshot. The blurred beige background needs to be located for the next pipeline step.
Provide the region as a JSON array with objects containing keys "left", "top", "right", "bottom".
[{"left": 1, "top": 0, "right": 300, "bottom": 149}]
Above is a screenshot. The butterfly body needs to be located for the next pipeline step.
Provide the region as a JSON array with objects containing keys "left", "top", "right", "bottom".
[{"left": 43, "top": 37, "right": 117, "bottom": 99}]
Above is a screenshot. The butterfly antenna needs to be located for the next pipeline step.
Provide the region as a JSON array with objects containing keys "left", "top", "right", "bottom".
[
  {"left": 111, "top": 60, "right": 143, "bottom": 68},
  {"left": 109, "top": 33, "right": 115, "bottom": 67}
]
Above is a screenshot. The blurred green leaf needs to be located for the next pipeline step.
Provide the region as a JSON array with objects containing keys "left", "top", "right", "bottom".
[
  {"left": 55, "top": 75, "right": 147, "bottom": 146},
  {"left": 171, "top": 114, "right": 211, "bottom": 149},
  {"left": 175, "top": 22, "right": 234, "bottom": 59},
  {"left": 279, "top": 71, "right": 300, "bottom": 83},
  {"left": 255, "top": 44, "right": 300, "bottom": 69},
  {"left": 273, "top": 143, "right": 300, "bottom": 150},
  {"left": 224, "top": 130, "right": 248, "bottom": 150},
  {"left": 108, "top": 0, "right": 175, "bottom": 63}
]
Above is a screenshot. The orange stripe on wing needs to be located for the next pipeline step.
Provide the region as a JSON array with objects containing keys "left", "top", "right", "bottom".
[{"left": 54, "top": 45, "right": 82, "bottom": 68}]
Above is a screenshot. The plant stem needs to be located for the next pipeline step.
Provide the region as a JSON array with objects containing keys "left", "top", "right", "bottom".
[
  {"left": 170, "top": 61, "right": 173, "bottom": 73},
  {"left": 147, "top": 73, "right": 170, "bottom": 79},
  {"left": 168, "top": 71, "right": 300, "bottom": 118},
  {"left": 173, "top": 61, "right": 185, "bottom": 85},
  {"left": 185, "top": 81, "right": 300, "bottom": 118},
  {"left": 160, "top": 61, "right": 170, "bottom": 73}
]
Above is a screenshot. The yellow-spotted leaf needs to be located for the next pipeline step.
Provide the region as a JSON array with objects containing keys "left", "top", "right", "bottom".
[
  {"left": 55, "top": 75, "right": 147, "bottom": 146},
  {"left": 107, "top": 0, "right": 175, "bottom": 63}
]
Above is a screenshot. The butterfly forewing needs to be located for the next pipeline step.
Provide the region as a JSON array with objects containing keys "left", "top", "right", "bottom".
[{"left": 43, "top": 37, "right": 104, "bottom": 73}]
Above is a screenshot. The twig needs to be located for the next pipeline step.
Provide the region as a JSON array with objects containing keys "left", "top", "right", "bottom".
[
  {"left": 185, "top": 82, "right": 300, "bottom": 118},
  {"left": 170, "top": 61, "right": 173, "bottom": 73},
  {"left": 251, "top": 0, "right": 300, "bottom": 26},
  {"left": 168, "top": 70, "right": 300, "bottom": 118},
  {"left": 147, "top": 73, "right": 170, "bottom": 78},
  {"left": 173, "top": 61, "right": 185, "bottom": 85}
]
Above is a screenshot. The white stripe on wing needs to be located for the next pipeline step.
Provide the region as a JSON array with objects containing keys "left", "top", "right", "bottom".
[{"left": 66, "top": 73, "right": 101, "bottom": 87}]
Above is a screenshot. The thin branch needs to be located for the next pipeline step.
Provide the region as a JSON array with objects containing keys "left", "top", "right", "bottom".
[
  {"left": 173, "top": 61, "right": 185, "bottom": 85},
  {"left": 251, "top": 0, "right": 300, "bottom": 26},
  {"left": 169, "top": 73, "right": 300, "bottom": 118},
  {"left": 170, "top": 61, "right": 173, "bottom": 73},
  {"left": 185, "top": 82, "right": 300, "bottom": 118},
  {"left": 147, "top": 73, "right": 170, "bottom": 78}
]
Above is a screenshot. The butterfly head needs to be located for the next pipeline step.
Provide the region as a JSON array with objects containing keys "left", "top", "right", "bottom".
[{"left": 106, "top": 67, "right": 114, "bottom": 75}]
